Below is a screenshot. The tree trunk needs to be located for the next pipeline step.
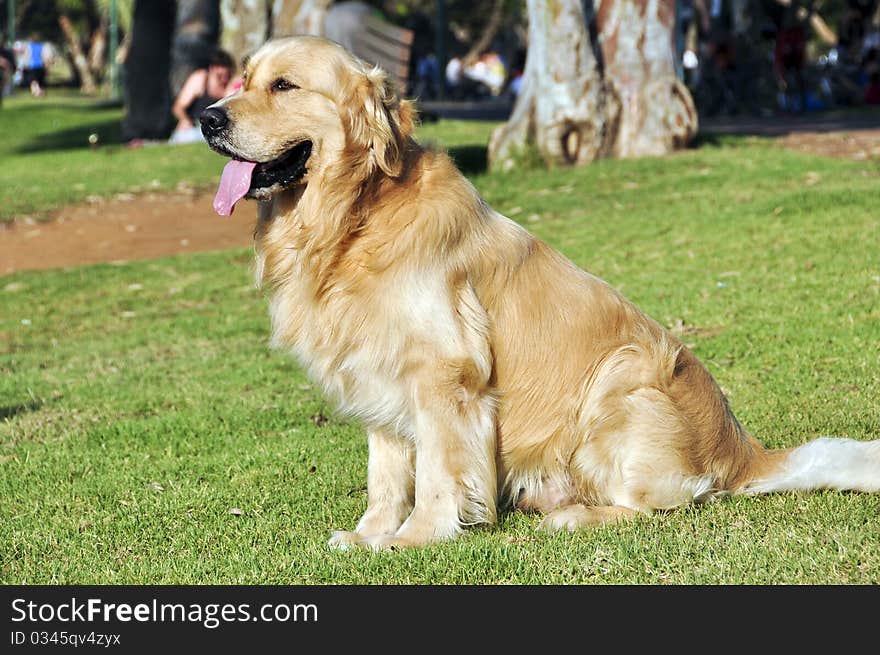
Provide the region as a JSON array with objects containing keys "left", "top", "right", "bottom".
[
  {"left": 293, "top": 0, "right": 333, "bottom": 36},
  {"left": 596, "top": 0, "right": 697, "bottom": 158},
  {"left": 488, "top": 0, "right": 697, "bottom": 170},
  {"left": 171, "top": 0, "right": 222, "bottom": 97},
  {"left": 220, "top": 0, "right": 332, "bottom": 66},
  {"left": 462, "top": 0, "right": 505, "bottom": 67},
  {"left": 121, "top": 0, "right": 176, "bottom": 141},
  {"left": 273, "top": 0, "right": 330, "bottom": 37},
  {"left": 220, "top": 0, "right": 271, "bottom": 66},
  {"left": 58, "top": 14, "right": 99, "bottom": 94},
  {"left": 270, "top": 0, "right": 303, "bottom": 37},
  {"left": 88, "top": 22, "right": 107, "bottom": 79},
  {"left": 489, "top": 0, "right": 608, "bottom": 170}
]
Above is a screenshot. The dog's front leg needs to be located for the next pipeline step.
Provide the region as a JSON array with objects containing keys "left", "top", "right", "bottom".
[
  {"left": 328, "top": 427, "right": 414, "bottom": 549},
  {"left": 364, "top": 359, "right": 498, "bottom": 549}
]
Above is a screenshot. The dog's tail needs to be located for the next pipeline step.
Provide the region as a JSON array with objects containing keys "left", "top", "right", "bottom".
[{"left": 734, "top": 437, "right": 880, "bottom": 496}]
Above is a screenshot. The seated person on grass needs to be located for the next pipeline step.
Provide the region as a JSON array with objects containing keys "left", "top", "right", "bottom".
[{"left": 170, "top": 49, "right": 239, "bottom": 144}]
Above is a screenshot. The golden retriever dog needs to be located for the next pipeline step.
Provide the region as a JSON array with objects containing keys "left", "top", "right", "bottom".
[{"left": 201, "top": 36, "right": 880, "bottom": 549}]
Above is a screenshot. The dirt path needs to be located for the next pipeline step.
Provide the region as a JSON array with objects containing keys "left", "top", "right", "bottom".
[
  {"left": 1, "top": 190, "right": 254, "bottom": 276},
  {"left": 2, "top": 121, "right": 879, "bottom": 276},
  {"left": 774, "top": 129, "right": 880, "bottom": 160}
]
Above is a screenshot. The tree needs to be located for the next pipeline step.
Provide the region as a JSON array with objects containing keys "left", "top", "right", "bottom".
[
  {"left": 219, "top": 0, "right": 271, "bottom": 66},
  {"left": 10, "top": 1, "right": 133, "bottom": 94},
  {"left": 58, "top": 11, "right": 98, "bottom": 93},
  {"left": 121, "top": 0, "right": 176, "bottom": 141},
  {"left": 281, "top": 0, "right": 333, "bottom": 37},
  {"left": 596, "top": 0, "right": 698, "bottom": 158},
  {"left": 120, "top": 0, "right": 220, "bottom": 140},
  {"left": 489, "top": 0, "right": 698, "bottom": 170},
  {"left": 219, "top": 0, "right": 331, "bottom": 65},
  {"left": 461, "top": 0, "right": 506, "bottom": 66},
  {"left": 170, "top": 0, "right": 221, "bottom": 95}
]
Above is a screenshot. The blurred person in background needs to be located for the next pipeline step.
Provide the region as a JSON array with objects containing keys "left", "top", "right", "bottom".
[
  {"left": 773, "top": 9, "right": 807, "bottom": 112},
  {"left": 0, "top": 39, "right": 15, "bottom": 105},
  {"left": 445, "top": 52, "right": 507, "bottom": 100},
  {"left": 20, "top": 33, "right": 55, "bottom": 97},
  {"left": 169, "top": 48, "right": 238, "bottom": 144}
]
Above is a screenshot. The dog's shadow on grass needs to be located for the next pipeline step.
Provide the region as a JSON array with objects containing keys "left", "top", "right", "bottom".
[
  {"left": 447, "top": 144, "right": 489, "bottom": 176},
  {"left": 0, "top": 400, "right": 42, "bottom": 420},
  {"left": 689, "top": 130, "right": 747, "bottom": 150},
  {"left": 436, "top": 132, "right": 732, "bottom": 175},
  {"left": 14, "top": 118, "right": 123, "bottom": 154}
]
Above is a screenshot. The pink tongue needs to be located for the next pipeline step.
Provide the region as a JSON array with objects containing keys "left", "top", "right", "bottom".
[{"left": 213, "top": 160, "right": 257, "bottom": 216}]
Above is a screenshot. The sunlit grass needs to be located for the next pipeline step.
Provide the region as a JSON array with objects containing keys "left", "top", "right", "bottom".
[
  {"left": 0, "top": 92, "right": 498, "bottom": 222},
  {"left": 1, "top": 98, "right": 878, "bottom": 584}
]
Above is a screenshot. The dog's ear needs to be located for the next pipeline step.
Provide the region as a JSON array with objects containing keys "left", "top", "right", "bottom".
[{"left": 346, "top": 67, "right": 415, "bottom": 178}]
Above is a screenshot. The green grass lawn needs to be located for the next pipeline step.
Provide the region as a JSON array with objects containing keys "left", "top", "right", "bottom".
[
  {"left": 0, "top": 91, "right": 493, "bottom": 222},
  {"left": 1, "top": 94, "right": 879, "bottom": 584}
]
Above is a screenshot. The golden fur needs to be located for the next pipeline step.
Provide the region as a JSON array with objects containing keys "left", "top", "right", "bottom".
[{"left": 208, "top": 36, "right": 880, "bottom": 548}]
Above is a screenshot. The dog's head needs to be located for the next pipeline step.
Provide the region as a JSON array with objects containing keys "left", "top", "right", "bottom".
[{"left": 202, "top": 36, "right": 415, "bottom": 215}]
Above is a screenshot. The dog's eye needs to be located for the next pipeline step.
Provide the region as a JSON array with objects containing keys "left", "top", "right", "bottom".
[{"left": 270, "top": 78, "right": 298, "bottom": 93}]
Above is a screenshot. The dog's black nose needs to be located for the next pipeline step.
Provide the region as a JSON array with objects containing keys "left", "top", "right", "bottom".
[{"left": 200, "top": 107, "right": 228, "bottom": 138}]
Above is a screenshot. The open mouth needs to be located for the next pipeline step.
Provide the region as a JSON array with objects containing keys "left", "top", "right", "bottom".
[
  {"left": 249, "top": 140, "right": 312, "bottom": 192},
  {"left": 211, "top": 140, "right": 312, "bottom": 216}
]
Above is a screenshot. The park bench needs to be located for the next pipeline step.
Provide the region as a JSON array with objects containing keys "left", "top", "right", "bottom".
[
  {"left": 325, "top": 6, "right": 414, "bottom": 94},
  {"left": 358, "top": 14, "right": 413, "bottom": 92}
]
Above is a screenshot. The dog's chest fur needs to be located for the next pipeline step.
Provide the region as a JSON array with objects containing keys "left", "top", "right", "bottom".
[
  {"left": 250, "top": 167, "right": 502, "bottom": 441},
  {"left": 257, "top": 237, "right": 466, "bottom": 437}
]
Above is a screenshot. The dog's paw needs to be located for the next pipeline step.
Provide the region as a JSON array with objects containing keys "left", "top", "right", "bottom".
[
  {"left": 327, "top": 530, "right": 363, "bottom": 550},
  {"left": 538, "top": 504, "right": 639, "bottom": 531},
  {"left": 328, "top": 530, "right": 415, "bottom": 551},
  {"left": 360, "top": 534, "right": 413, "bottom": 551},
  {"left": 536, "top": 516, "right": 567, "bottom": 533},
  {"left": 537, "top": 506, "right": 587, "bottom": 532}
]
